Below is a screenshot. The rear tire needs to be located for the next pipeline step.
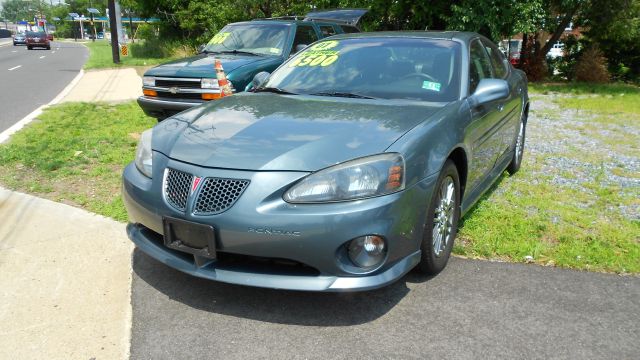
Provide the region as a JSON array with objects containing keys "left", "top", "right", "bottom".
[
  {"left": 27, "top": 46, "right": 32, "bottom": 50},
  {"left": 507, "top": 113, "right": 527, "bottom": 175},
  {"left": 417, "top": 160, "right": 461, "bottom": 275}
]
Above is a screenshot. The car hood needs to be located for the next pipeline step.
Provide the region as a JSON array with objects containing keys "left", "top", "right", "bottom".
[
  {"left": 145, "top": 53, "right": 276, "bottom": 79},
  {"left": 153, "top": 93, "right": 442, "bottom": 172}
]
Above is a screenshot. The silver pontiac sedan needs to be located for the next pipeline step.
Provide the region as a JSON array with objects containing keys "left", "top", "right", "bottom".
[{"left": 123, "top": 31, "right": 529, "bottom": 291}]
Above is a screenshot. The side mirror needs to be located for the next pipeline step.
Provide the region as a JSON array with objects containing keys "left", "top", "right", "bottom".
[
  {"left": 470, "top": 79, "right": 509, "bottom": 106},
  {"left": 249, "top": 71, "right": 271, "bottom": 91},
  {"left": 291, "top": 44, "right": 307, "bottom": 56},
  {"left": 197, "top": 44, "right": 206, "bottom": 54}
]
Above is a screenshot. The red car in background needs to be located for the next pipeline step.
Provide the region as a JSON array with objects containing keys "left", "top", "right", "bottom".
[{"left": 26, "top": 31, "right": 51, "bottom": 50}]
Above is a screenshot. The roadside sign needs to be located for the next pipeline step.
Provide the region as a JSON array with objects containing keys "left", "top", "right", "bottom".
[{"left": 120, "top": 44, "right": 129, "bottom": 56}]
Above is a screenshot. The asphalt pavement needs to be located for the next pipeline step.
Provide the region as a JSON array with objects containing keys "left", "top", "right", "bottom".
[
  {"left": 131, "top": 253, "right": 639, "bottom": 359},
  {"left": 0, "top": 41, "right": 87, "bottom": 133}
]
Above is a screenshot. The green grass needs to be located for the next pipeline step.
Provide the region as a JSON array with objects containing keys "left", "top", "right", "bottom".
[
  {"left": 83, "top": 40, "right": 178, "bottom": 69},
  {"left": 0, "top": 102, "right": 155, "bottom": 221},
  {"left": 456, "top": 169, "right": 640, "bottom": 273}
]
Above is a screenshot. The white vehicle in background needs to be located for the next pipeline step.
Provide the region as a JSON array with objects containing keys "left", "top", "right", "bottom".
[{"left": 548, "top": 43, "right": 565, "bottom": 59}]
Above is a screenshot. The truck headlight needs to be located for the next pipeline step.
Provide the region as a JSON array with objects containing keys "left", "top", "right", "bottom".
[
  {"left": 201, "top": 78, "right": 219, "bottom": 89},
  {"left": 142, "top": 76, "right": 155, "bottom": 87}
]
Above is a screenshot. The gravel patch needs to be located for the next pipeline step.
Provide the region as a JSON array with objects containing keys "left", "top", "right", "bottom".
[{"left": 526, "top": 94, "right": 639, "bottom": 221}]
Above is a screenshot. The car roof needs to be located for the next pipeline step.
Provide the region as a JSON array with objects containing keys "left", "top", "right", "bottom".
[{"left": 326, "top": 31, "right": 481, "bottom": 42}]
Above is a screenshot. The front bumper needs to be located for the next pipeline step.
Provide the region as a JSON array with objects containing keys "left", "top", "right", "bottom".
[
  {"left": 137, "top": 96, "right": 205, "bottom": 119},
  {"left": 123, "top": 154, "right": 438, "bottom": 291},
  {"left": 128, "top": 222, "right": 421, "bottom": 291}
]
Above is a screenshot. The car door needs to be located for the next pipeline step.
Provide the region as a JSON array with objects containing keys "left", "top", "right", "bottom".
[
  {"left": 465, "top": 38, "right": 507, "bottom": 192},
  {"left": 481, "top": 38, "right": 521, "bottom": 165}
]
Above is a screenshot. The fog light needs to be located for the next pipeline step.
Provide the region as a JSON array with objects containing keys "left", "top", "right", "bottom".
[{"left": 348, "top": 235, "right": 387, "bottom": 270}]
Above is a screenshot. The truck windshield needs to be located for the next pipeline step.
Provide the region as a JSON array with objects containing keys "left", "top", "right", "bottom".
[{"left": 204, "top": 23, "right": 289, "bottom": 56}]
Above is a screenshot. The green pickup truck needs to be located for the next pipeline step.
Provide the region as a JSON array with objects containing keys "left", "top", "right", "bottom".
[{"left": 138, "top": 9, "right": 367, "bottom": 119}]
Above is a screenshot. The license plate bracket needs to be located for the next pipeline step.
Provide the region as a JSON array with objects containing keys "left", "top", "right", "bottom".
[{"left": 162, "top": 216, "right": 217, "bottom": 259}]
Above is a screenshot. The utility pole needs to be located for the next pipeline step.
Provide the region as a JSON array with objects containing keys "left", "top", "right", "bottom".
[{"left": 108, "top": 0, "right": 120, "bottom": 64}]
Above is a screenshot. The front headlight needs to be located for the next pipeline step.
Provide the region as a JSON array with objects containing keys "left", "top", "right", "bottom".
[
  {"left": 134, "top": 129, "right": 153, "bottom": 178},
  {"left": 284, "top": 153, "right": 405, "bottom": 203},
  {"left": 142, "top": 76, "right": 155, "bottom": 87},
  {"left": 201, "top": 78, "right": 219, "bottom": 89}
]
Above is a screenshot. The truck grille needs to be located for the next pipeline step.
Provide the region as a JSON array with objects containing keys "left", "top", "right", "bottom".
[
  {"left": 194, "top": 178, "right": 250, "bottom": 215},
  {"left": 164, "top": 168, "right": 192, "bottom": 212},
  {"left": 156, "top": 92, "right": 204, "bottom": 100},
  {"left": 155, "top": 78, "right": 202, "bottom": 89}
]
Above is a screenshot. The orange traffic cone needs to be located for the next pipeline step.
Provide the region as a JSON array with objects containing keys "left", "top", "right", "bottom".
[{"left": 215, "top": 59, "right": 233, "bottom": 97}]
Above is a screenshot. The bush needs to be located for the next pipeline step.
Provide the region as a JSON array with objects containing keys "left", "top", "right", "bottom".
[
  {"left": 575, "top": 46, "right": 610, "bottom": 83},
  {"left": 135, "top": 23, "right": 157, "bottom": 41},
  {"left": 130, "top": 39, "right": 196, "bottom": 59}
]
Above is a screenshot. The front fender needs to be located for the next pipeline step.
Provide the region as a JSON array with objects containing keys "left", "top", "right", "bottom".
[{"left": 386, "top": 100, "right": 471, "bottom": 187}]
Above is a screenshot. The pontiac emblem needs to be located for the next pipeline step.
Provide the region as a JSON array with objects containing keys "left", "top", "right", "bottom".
[{"left": 191, "top": 176, "right": 202, "bottom": 194}]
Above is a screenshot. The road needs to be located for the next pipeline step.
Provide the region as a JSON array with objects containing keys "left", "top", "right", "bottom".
[
  {"left": 131, "top": 252, "right": 640, "bottom": 359},
  {"left": 0, "top": 41, "right": 87, "bottom": 133}
]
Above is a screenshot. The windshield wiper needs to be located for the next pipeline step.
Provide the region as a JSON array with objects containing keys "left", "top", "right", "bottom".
[
  {"left": 218, "top": 50, "right": 260, "bottom": 56},
  {"left": 254, "top": 87, "right": 297, "bottom": 95},
  {"left": 308, "top": 91, "right": 377, "bottom": 99}
]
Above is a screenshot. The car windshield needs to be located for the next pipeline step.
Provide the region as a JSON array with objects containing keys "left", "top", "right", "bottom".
[
  {"left": 27, "top": 32, "right": 45, "bottom": 37},
  {"left": 264, "top": 37, "right": 462, "bottom": 102},
  {"left": 203, "top": 23, "right": 289, "bottom": 56}
]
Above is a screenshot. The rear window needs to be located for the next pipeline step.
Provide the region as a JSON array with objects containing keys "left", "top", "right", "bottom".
[
  {"left": 27, "top": 32, "right": 46, "bottom": 37},
  {"left": 340, "top": 25, "right": 360, "bottom": 33},
  {"left": 319, "top": 25, "right": 337, "bottom": 37}
]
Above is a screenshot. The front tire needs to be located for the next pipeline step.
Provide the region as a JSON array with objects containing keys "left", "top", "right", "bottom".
[
  {"left": 27, "top": 46, "right": 32, "bottom": 50},
  {"left": 417, "top": 160, "right": 461, "bottom": 275},
  {"left": 507, "top": 114, "right": 527, "bottom": 175}
]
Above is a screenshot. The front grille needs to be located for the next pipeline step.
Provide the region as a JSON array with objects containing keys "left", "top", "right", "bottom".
[
  {"left": 194, "top": 178, "right": 250, "bottom": 215},
  {"left": 156, "top": 92, "right": 204, "bottom": 100},
  {"left": 156, "top": 78, "right": 202, "bottom": 89},
  {"left": 164, "top": 169, "right": 193, "bottom": 211}
]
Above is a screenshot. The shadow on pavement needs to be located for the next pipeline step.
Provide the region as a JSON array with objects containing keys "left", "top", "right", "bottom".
[{"left": 132, "top": 249, "right": 433, "bottom": 326}]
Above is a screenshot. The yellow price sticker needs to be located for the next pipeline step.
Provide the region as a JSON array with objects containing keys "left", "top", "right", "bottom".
[
  {"left": 208, "top": 32, "right": 231, "bottom": 45},
  {"left": 289, "top": 50, "right": 340, "bottom": 68},
  {"left": 310, "top": 40, "right": 339, "bottom": 51}
]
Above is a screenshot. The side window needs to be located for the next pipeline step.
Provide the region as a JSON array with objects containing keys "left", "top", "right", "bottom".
[
  {"left": 482, "top": 39, "right": 508, "bottom": 79},
  {"left": 469, "top": 39, "right": 494, "bottom": 94},
  {"left": 319, "top": 25, "right": 337, "bottom": 37},
  {"left": 340, "top": 25, "right": 360, "bottom": 33},
  {"left": 292, "top": 25, "right": 319, "bottom": 51}
]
